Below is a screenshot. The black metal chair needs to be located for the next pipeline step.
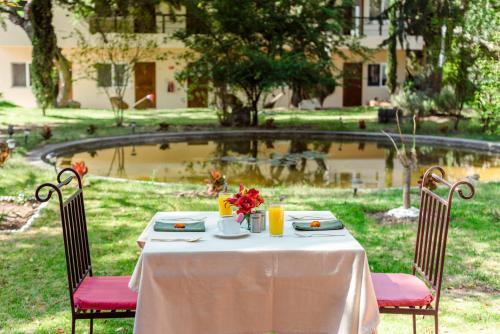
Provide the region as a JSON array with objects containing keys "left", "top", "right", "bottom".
[
  {"left": 36, "top": 168, "right": 136, "bottom": 334},
  {"left": 371, "top": 166, "right": 475, "bottom": 334}
]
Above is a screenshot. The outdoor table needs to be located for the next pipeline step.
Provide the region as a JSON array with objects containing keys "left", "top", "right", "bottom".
[{"left": 129, "top": 211, "right": 380, "bottom": 334}]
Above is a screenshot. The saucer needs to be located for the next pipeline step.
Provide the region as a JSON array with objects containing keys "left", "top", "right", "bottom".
[{"left": 214, "top": 229, "right": 250, "bottom": 239}]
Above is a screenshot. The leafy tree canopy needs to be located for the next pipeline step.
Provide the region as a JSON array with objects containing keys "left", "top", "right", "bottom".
[{"left": 176, "top": 0, "right": 364, "bottom": 126}]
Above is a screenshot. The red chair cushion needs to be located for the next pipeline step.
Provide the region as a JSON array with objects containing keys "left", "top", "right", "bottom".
[
  {"left": 371, "top": 273, "right": 434, "bottom": 308},
  {"left": 73, "top": 276, "right": 137, "bottom": 310}
]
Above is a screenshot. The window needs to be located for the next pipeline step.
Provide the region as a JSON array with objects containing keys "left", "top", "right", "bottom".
[
  {"left": 96, "top": 63, "right": 112, "bottom": 87},
  {"left": 96, "top": 63, "right": 126, "bottom": 87},
  {"left": 381, "top": 64, "right": 387, "bottom": 86},
  {"left": 368, "top": 64, "right": 387, "bottom": 87},
  {"left": 114, "top": 64, "right": 126, "bottom": 87},
  {"left": 12, "top": 63, "right": 30, "bottom": 87},
  {"left": 186, "top": 8, "right": 206, "bottom": 35},
  {"left": 94, "top": 0, "right": 129, "bottom": 17},
  {"left": 369, "top": 0, "right": 388, "bottom": 20},
  {"left": 90, "top": 0, "right": 133, "bottom": 34},
  {"left": 134, "top": 1, "right": 156, "bottom": 33}
]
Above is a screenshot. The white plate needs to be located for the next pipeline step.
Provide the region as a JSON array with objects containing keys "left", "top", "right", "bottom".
[{"left": 214, "top": 229, "right": 251, "bottom": 239}]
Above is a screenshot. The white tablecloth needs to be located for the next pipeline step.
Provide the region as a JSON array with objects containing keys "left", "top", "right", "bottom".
[{"left": 129, "top": 211, "right": 379, "bottom": 334}]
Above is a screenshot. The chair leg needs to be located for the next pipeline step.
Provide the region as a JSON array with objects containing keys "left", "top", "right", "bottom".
[
  {"left": 412, "top": 314, "right": 417, "bottom": 334},
  {"left": 89, "top": 318, "right": 94, "bottom": 334},
  {"left": 71, "top": 317, "right": 76, "bottom": 334},
  {"left": 434, "top": 314, "right": 439, "bottom": 334}
]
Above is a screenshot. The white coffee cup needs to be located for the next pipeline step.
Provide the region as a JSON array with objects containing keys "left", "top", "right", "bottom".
[{"left": 217, "top": 216, "right": 241, "bottom": 235}]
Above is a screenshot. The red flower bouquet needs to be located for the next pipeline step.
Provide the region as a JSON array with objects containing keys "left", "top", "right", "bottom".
[{"left": 226, "top": 184, "right": 264, "bottom": 227}]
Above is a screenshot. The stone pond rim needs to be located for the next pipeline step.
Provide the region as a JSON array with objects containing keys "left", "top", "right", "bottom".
[{"left": 27, "top": 130, "right": 500, "bottom": 167}]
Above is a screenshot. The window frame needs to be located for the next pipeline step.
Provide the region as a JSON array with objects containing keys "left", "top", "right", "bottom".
[
  {"left": 367, "top": 63, "right": 387, "bottom": 87},
  {"left": 96, "top": 63, "right": 112, "bottom": 87},
  {"left": 113, "top": 64, "right": 127, "bottom": 87},
  {"left": 96, "top": 63, "right": 128, "bottom": 88},
  {"left": 11, "top": 62, "right": 31, "bottom": 88}
]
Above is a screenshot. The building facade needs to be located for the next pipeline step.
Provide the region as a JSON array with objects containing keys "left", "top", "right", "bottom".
[{"left": 0, "top": 1, "right": 423, "bottom": 110}]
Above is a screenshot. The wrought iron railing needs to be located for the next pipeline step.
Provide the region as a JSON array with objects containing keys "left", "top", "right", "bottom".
[{"left": 88, "top": 12, "right": 387, "bottom": 37}]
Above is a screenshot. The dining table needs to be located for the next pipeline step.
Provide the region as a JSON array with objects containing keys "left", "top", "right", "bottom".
[{"left": 129, "top": 211, "right": 380, "bottom": 334}]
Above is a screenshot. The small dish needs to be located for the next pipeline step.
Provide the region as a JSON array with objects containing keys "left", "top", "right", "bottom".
[{"left": 214, "top": 229, "right": 250, "bottom": 239}]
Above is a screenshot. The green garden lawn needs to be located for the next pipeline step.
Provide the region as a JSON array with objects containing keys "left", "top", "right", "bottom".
[
  {"left": 0, "top": 158, "right": 498, "bottom": 333},
  {"left": 1, "top": 106, "right": 498, "bottom": 155},
  {"left": 0, "top": 106, "right": 498, "bottom": 333}
]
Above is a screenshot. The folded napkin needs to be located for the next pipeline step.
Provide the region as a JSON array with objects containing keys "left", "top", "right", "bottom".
[
  {"left": 153, "top": 220, "right": 206, "bottom": 232},
  {"left": 292, "top": 219, "right": 344, "bottom": 231}
]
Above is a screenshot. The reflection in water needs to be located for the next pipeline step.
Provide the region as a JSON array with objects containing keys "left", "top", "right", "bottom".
[
  {"left": 57, "top": 138, "right": 500, "bottom": 189},
  {"left": 107, "top": 147, "right": 127, "bottom": 178}
]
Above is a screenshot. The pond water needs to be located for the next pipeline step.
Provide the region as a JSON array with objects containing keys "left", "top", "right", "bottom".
[{"left": 56, "top": 138, "right": 500, "bottom": 189}]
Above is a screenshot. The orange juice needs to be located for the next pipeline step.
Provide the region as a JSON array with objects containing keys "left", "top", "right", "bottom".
[
  {"left": 218, "top": 193, "right": 233, "bottom": 216},
  {"left": 268, "top": 204, "right": 284, "bottom": 237}
]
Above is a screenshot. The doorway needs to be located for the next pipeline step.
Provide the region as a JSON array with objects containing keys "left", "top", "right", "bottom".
[
  {"left": 342, "top": 62, "right": 363, "bottom": 107},
  {"left": 134, "top": 62, "right": 156, "bottom": 109}
]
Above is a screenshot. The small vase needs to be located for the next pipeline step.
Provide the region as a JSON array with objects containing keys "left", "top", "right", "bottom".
[{"left": 242, "top": 214, "right": 251, "bottom": 230}]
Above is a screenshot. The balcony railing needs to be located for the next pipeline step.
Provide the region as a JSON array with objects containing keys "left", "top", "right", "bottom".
[
  {"left": 88, "top": 12, "right": 387, "bottom": 37},
  {"left": 348, "top": 16, "right": 389, "bottom": 36},
  {"left": 88, "top": 13, "right": 187, "bottom": 35}
]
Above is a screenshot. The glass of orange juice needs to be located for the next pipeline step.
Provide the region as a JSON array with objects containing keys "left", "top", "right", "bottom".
[
  {"left": 268, "top": 203, "right": 284, "bottom": 237},
  {"left": 218, "top": 192, "right": 233, "bottom": 217}
]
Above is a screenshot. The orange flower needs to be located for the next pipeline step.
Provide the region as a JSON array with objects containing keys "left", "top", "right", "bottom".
[
  {"left": 210, "top": 169, "right": 222, "bottom": 181},
  {"left": 72, "top": 161, "right": 88, "bottom": 178}
]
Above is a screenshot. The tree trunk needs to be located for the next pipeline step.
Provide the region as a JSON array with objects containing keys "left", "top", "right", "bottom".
[
  {"left": 250, "top": 99, "right": 259, "bottom": 126},
  {"left": 31, "top": 0, "right": 57, "bottom": 115},
  {"left": 453, "top": 102, "right": 463, "bottom": 131},
  {"left": 387, "top": 0, "right": 398, "bottom": 94},
  {"left": 55, "top": 48, "right": 72, "bottom": 107},
  {"left": 385, "top": 149, "right": 395, "bottom": 187},
  {"left": 454, "top": 115, "right": 460, "bottom": 130},
  {"left": 403, "top": 165, "right": 411, "bottom": 209}
]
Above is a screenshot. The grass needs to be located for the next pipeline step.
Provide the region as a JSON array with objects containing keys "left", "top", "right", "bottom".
[
  {"left": 0, "top": 106, "right": 498, "bottom": 155},
  {"left": 0, "top": 105, "right": 498, "bottom": 333},
  {"left": 0, "top": 157, "right": 499, "bottom": 333}
]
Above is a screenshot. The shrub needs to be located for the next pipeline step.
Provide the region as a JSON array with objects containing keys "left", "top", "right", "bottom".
[
  {"left": 434, "top": 86, "right": 459, "bottom": 112},
  {"left": 358, "top": 120, "right": 366, "bottom": 130},
  {"left": 391, "top": 89, "right": 432, "bottom": 128},
  {"left": 473, "top": 60, "right": 500, "bottom": 134},
  {"left": 40, "top": 125, "right": 52, "bottom": 140},
  {"left": 86, "top": 124, "right": 97, "bottom": 135},
  {"left": 474, "top": 87, "right": 499, "bottom": 134}
]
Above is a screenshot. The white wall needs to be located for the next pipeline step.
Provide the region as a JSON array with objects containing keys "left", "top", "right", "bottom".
[
  {"left": 156, "top": 60, "right": 187, "bottom": 109},
  {"left": 270, "top": 49, "right": 407, "bottom": 109},
  {"left": 0, "top": 21, "right": 31, "bottom": 47},
  {"left": 52, "top": 6, "right": 185, "bottom": 49},
  {"left": 0, "top": 47, "right": 37, "bottom": 107},
  {"left": 361, "top": 50, "right": 406, "bottom": 104},
  {"left": 71, "top": 57, "right": 188, "bottom": 109},
  {"left": 0, "top": 17, "right": 37, "bottom": 107}
]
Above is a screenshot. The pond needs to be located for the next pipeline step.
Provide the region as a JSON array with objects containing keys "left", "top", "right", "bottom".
[{"left": 56, "top": 138, "right": 500, "bottom": 189}]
